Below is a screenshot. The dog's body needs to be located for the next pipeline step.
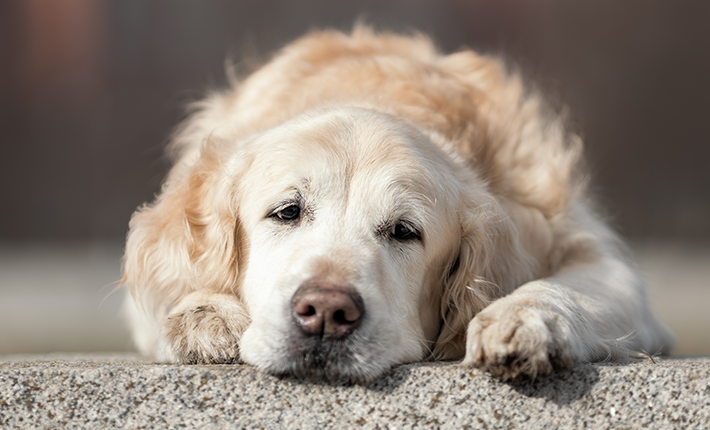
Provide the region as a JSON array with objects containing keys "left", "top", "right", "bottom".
[{"left": 123, "top": 27, "right": 674, "bottom": 381}]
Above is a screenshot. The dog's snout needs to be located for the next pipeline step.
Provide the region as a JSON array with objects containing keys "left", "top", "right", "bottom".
[{"left": 292, "top": 283, "right": 364, "bottom": 339}]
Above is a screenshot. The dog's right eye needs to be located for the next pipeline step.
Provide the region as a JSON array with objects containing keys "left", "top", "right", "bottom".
[
  {"left": 390, "top": 222, "right": 421, "bottom": 242},
  {"left": 272, "top": 204, "right": 301, "bottom": 221}
]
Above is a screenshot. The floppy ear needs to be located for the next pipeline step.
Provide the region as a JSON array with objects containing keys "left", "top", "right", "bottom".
[
  {"left": 123, "top": 141, "right": 242, "bottom": 321},
  {"left": 433, "top": 197, "right": 537, "bottom": 360}
]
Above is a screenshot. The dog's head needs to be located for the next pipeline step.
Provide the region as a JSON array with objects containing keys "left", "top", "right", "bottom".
[
  {"left": 126, "top": 107, "right": 520, "bottom": 382},
  {"left": 237, "top": 107, "right": 484, "bottom": 381}
]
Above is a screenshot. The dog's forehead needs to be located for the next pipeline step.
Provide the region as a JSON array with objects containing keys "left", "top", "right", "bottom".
[{"left": 244, "top": 108, "right": 449, "bottom": 197}]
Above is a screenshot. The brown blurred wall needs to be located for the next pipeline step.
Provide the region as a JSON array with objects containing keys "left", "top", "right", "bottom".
[{"left": 1, "top": 0, "right": 709, "bottom": 242}]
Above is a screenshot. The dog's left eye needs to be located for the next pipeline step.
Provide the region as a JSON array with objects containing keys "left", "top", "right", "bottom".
[
  {"left": 272, "top": 204, "right": 301, "bottom": 221},
  {"left": 390, "top": 222, "right": 421, "bottom": 242}
]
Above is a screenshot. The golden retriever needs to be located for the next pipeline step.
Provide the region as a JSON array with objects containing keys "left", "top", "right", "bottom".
[{"left": 122, "top": 27, "right": 675, "bottom": 381}]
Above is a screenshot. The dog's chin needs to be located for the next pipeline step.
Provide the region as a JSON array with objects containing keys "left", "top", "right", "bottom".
[
  {"left": 240, "top": 326, "right": 402, "bottom": 384},
  {"left": 285, "top": 334, "right": 396, "bottom": 383}
]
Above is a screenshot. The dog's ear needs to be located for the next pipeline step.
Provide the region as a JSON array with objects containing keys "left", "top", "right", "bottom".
[
  {"left": 433, "top": 198, "right": 537, "bottom": 360},
  {"left": 123, "top": 141, "right": 242, "bottom": 319}
]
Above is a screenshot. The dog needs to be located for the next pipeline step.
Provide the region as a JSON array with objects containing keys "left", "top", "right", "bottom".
[{"left": 122, "top": 27, "right": 675, "bottom": 382}]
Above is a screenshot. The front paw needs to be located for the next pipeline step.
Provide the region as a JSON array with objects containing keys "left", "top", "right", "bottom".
[
  {"left": 462, "top": 298, "right": 578, "bottom": 380},
  {"left": 160, "top": 292, "right": 249, "bottom": 364},
  {"left": 163, "top": 304, "right": 240, "bottom": 364}
]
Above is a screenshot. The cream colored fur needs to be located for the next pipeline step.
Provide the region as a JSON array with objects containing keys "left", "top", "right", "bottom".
[{"left": 123, "top": 27, "right": 674, "bottom": 381}]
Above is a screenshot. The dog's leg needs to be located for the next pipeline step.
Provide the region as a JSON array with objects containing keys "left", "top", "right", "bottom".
[
  {"left": 160, "top": 290, "right": 250, "bottom": 364},
  {"left": 463, "top": 254, "right": 675, "bottom": 380}
]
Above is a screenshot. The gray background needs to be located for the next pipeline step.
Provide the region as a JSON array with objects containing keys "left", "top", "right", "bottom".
[{"left": 0, "top": 0, "right": 708, "bottom": 356}]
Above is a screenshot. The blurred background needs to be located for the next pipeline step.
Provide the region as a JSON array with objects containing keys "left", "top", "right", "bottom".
[{"left": 1, "top": 0, "right": 708, "bottom": 356}]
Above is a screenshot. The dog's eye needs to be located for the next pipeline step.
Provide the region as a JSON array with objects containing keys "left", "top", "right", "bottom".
[
  {"left": 390, "top": 222, "right": 420, "bottom": 242},
  {"left": 273, "top": 204, "right": 301, "bottom": 221}
]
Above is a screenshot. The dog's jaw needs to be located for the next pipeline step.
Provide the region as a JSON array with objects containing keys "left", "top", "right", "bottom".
[
  {"left": 236, "top": 241, "right": 430, "bottom": 383},
  {"left": 239, "top": 310, "right": 409, "bottom": 383}
]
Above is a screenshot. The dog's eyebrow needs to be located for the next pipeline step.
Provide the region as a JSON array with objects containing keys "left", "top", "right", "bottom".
[
  {"left": 264, "top": 190, "right": 296, "bottom": 213},
  {"left": 265, "top": 187, "right": 312, "bottom": 219},
  {"left": 300, "top": 178, "right": 311, "bottom": 192}
]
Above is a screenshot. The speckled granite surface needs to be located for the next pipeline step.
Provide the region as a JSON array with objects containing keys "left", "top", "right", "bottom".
[{"left": 1, "top": 354, "right": 708, "bottom": 429}]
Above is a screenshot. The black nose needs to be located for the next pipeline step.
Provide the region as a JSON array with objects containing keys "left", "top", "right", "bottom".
[{"left": 291, "top": 283, "right": 364, "bottom": 339}]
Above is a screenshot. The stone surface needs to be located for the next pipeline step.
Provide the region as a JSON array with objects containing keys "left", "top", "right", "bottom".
[{"left": 1, "top": 354, "right": 709, "bottom": 429}]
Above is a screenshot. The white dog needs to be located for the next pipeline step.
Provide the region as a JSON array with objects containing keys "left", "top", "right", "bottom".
[{"left": 123, "top": 27, "right": 675, "bottom": 382}]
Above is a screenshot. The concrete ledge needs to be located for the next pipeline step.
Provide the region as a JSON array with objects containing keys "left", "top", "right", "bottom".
[{"left": 1, "top": 354, "right": 708, "bottom": 429}]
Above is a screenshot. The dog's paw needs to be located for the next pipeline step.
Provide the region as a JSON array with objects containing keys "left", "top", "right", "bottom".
[
  {"left": 163, "top": 304, "right": 240, "bottom": 364},
  {"left": 462, "top": 297, "right": 578, "bottom": 380},
  {"left": 160, "top": 292, "right": 250, "bottom": 364}
]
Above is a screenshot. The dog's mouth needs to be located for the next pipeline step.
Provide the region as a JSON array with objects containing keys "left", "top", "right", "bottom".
[
  {"left": 260, "top": 283, "right": 389, "bottom": 382},
  {"left": 284, "top": 335, "right": 359, "bottom": 379},
  {"left": 254, "top": 328, "right": 392, "bottom": 384},
  {"left": 239, "top": 281, "right": 411, "bottom": 383}
]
